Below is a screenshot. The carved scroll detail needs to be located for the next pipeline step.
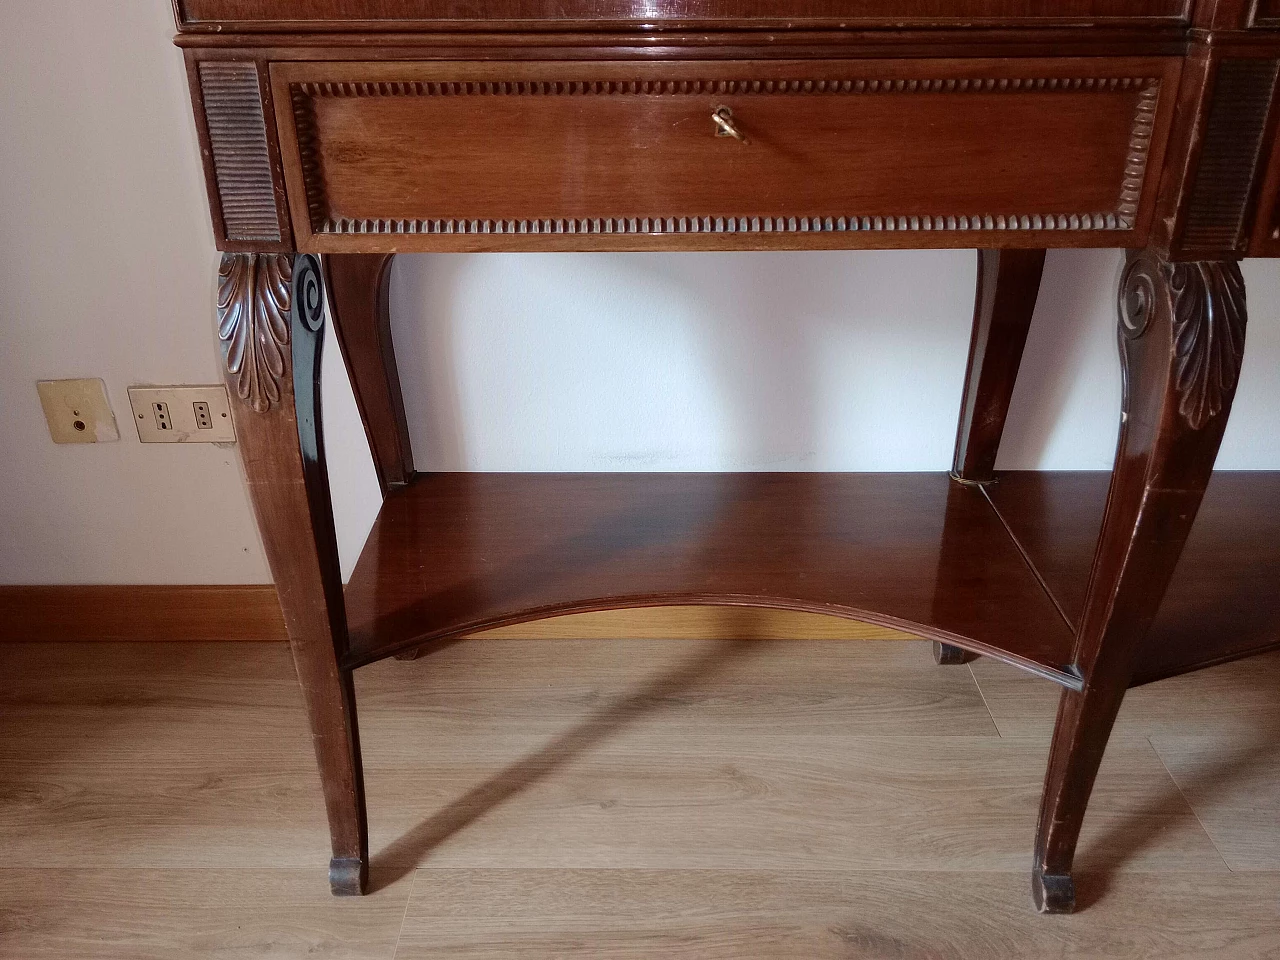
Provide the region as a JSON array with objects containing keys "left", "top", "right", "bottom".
[
  {"left": 1169, "top": 261, "right": 1247, "bottom": 431},
  {"left": 218, "top": 253, "right": 293, "bottom": 413},
  {"left": 1119, "top": 253, "right": 1160, "bottom": 341},
  {"left": 1120, "top": 256, "right": 1247, "bottom": 430},
  {"left": 293, "top": 253, "right": 326, "bottom": 334}
]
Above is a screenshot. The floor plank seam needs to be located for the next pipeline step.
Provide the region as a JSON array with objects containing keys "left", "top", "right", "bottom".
[
  {"left": 389, "top": 869, "right": 418, "bottom": 960},
  {"left": 1148, "top": 734, "right": 1236, "bottom": 874},
  {"left": 966, "top": 661, "right": 1003, "bottom": 737},
  {"left": 6, "top": 639, "right": 1279, "bottom": 956}
]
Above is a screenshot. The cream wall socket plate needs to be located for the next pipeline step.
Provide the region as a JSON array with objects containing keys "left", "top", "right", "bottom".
[
  {"left": 128, "top": 385, "right": 237, "bottom": 443},
  {"left": 37, "top": 379, "right": 119, "bottom": 444}
]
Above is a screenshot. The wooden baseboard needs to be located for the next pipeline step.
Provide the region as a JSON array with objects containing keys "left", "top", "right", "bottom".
[
  {"left": 0, "top": 585, "right": 910, "bottom": 643},
  {"left": 0, "top": 585, "right": 289, "bottom": 642}
]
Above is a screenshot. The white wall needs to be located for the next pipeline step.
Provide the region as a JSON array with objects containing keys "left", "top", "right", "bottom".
[{"left": 1, "top": 1, "right": 1278, "bottom": 585}]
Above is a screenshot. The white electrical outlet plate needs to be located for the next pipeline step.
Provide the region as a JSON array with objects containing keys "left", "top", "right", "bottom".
[
  {"left": 37, "top": 379, "right": 120, "bottom": 444},
  {"left": 127, "top": 386, "right": 236, "bottom": 443}
]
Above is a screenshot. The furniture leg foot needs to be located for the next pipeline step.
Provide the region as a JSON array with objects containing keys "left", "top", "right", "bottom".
[
  {"left": 932, "top": 641, "right": 976, "bottom": 665},
  {"left": 218, "top": 253, "right": 369, "bottom": 903},
  {"left": 1032, "top": 866, "right": 1076, "bottom": 914},
  {"left": 1030, "top": 251, "right": 1246, "bottom": 913},
  {"left": 329, "top": 856, "right": 368, "bottom": 896}
]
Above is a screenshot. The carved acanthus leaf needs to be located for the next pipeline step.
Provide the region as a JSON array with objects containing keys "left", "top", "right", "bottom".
[
  {"left": 217, "top": 254, "right": 293, "bottom": 413},
  {"left": 1168, "top": 261, "right": 1247, "bottom": 431}
]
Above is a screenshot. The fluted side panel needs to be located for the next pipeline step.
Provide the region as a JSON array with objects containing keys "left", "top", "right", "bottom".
[
  {"left": 199, "top": 61, "right": 281, "bottom": 243},
  {"left": 1182, "top": 59, "right": 1279, "bottom": 252}
]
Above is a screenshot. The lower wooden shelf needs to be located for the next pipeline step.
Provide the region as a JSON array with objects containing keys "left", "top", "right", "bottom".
[
  {"left": 985, "top": 471, "right": 1280, "bottom": 685},
  {"left": 343, "top": 472, "right": 1078, "bottom": 683},
  {"left": 344, "top": 471, "right": 1280, "bottom": 689}
]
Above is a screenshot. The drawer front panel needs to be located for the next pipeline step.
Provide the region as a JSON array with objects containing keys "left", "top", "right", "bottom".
[
  {"left": 272, "top": 59, "right": 1180, "bottom": 252},
  {"left": 181, "top": 0, "right": 1189, "bottom": 30},
  {"left": 1256, "top": 0, "right": 1280, "bottom": 26}
]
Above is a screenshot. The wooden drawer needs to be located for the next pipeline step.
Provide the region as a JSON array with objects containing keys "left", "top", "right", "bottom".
[
  {"left": 269, "top": 58, "right": 1181, "bottom": 252},
  {"left": 1255, "top": 0, "right": 1280, "bottom": 26},
  {"left": 179, "top": 0, "right": 1190, "bottom": 31}
]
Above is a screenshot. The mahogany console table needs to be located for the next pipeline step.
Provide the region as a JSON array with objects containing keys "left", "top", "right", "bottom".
[{"left": 175, "top": 0, "right": 1280, "bottom": 913}]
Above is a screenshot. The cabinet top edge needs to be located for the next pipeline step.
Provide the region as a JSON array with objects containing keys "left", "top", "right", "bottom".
[{"left": 173, "top": 0, "right": 1201, "bottom": 33}]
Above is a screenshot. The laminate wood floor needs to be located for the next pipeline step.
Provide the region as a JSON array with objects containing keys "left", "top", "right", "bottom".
[{"left": 1, "top": 638, "right": 1277, "bottom": 959}]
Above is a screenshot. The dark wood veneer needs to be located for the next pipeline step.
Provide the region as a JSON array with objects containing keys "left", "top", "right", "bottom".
[
  {"left": 1255, "top": 0, "right": 1280, "bottom": 26},
  {"left": 952, "top": 250, "right": 1046, "bottom": 483},
  {"left": 175, "top": 0, "right": 1280, "bottom": 911},
  {"left": 1249, "top": 85, "right": 1280, "bottom": 254},
  {"left": 186, "top": 54, "right": 294, "bottom": 252},
  {"left": 1031, "top": 252, "right": 1246, "bottom": 913},
  {"left": 218, "top": 253, "right": 369, "bottom": 894},
  {"left": 271, "top": 58, "right": 1178, "bottom": 254},
  {"left": 176, "top": 0, "right": 1192, "bottom": 31},
  {"left": 323, "top": 254, "right": 413, "bottom": 494},
  {"left": 197, "top": 61, "right": 282, "bottom": 244},
  {"left": 344, "top": 472, "right": 1078, "bottom": 682},
  {"left": 0, "top": 585, "right": 287, "bottom": 642},
  {"left": 985, "top": 471, "right": 1280, "bottom": 685},
  {"left": 1180, "top": 57, "right": 1280, "bottom": 254}
]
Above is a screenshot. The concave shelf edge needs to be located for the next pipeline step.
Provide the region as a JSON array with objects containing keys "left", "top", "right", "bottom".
[{"left": 342, "top": 593, "right": 1083, "bottom": 688}]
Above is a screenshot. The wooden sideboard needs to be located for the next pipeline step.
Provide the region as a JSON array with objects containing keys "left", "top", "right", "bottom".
[{"left": 174, "top": 0, "right": 1280, "bottom": 914}]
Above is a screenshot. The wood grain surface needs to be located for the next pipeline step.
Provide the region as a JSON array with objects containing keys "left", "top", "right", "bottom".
[
  {"left": 1, "top": 637, "right": 1276, "bottom": 957},
  {"left": 952, "top": 248, "right": 1046, "bottom": 483},
  {"left": 984, "top": 471, "right": 1280, "bottom": 684},
  {"left": 0, "top": 585, "right": 289, "bottom": 642},
  {"left": 272, "top": 57, "right": 1178, "bottom": 254},
  {"left": 323, "top": 254, "right": 413, "bottom": 494},
  {"left": 1152, "top": 734, "right": 1280, "bottom": 871},
  {"left": 0, "top": 869, "right": 411, "bottom": 960},
  {"left": 394, "top": 869, "right": 1280, "bottom": 960},
  {"left": 0, "top": 588, "right": 908, "bottom": 644},
  {"left": 342, "top": 473, "right": 1077, "bottom": 680},
  {"left": 174, "top": 0, "right": 1192, "bottom": 31},
  {"left": 971, "top": 648, "right": 1280, "bottom": 739}
]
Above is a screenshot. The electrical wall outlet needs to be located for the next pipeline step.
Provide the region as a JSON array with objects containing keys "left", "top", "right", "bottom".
[
  {"left": 37, "top": 379, "right": 120, "bottom": 444},
  {"left": 127, "top": 386, "right": 236, "bottom": 443},
  {"left": 193, "top": 402, "right": 212, "bottom": 430},
  {"left": 151, "top": 401, "right": 173, "bottom": 433}
]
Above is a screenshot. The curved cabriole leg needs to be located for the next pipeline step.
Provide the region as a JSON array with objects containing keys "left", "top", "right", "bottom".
[
  {"left": 1032, "top": 251, "right": 1247, "bottom": 914},
  {"left": 323, "top": 254, "right": 413, "bottom": 495},
  {"left": 322, "top": 254, "right": 423, "bottom": 664},
  {"left": 941, "top": 250, "right": 1045, "bottom": 669},
  {"left": 952, "top": 249, "right": 1046, "bottom": 484},
  {"left": 218, "top": 253, "right": 369, "bottom": 896},
  {"left": 933, "top": 641, "right": 977, "bottom": 665}
]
